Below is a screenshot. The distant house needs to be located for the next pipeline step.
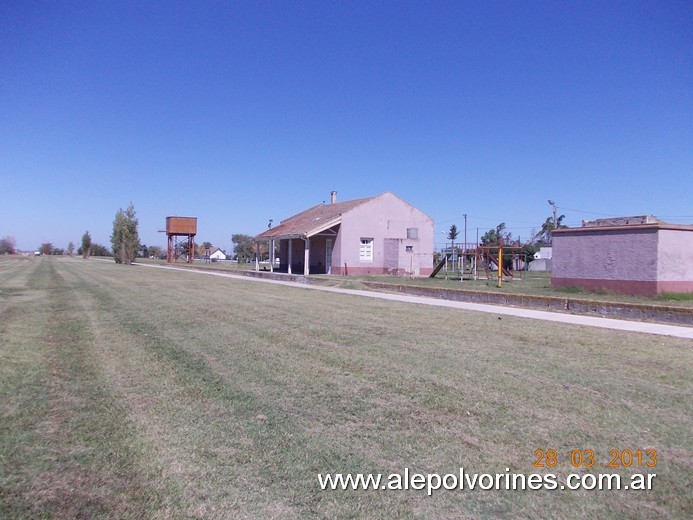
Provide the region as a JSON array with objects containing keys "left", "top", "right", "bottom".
[
  {"left": 534, "top": 247, "right": 552, "bottom": 260},
  {"left": 255, "top": 191, "right": 434, "bottom": 276},
  {"left": 552, "top": 216, "right": 693, "bottom": 296},
  {"left": 529, "top": 246, "right": 552, "bottom": 272},
  {"left": 209, "top": 248, "right": 226, "bottom": 261}
]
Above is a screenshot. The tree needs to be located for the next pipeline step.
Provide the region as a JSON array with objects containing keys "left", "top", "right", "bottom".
[
  {"left": 198, "top": 241, "right": 213, "bottom": 258},
  {"left": 67, "top": 242, "right": 75, "bottom": 256},
  {"left": 40, "top": 243, "right": 53, "bottom": 255},
  {"left": 232, "top": 234, "right": 256, "bottom": 263},
  {"left": 111, "top": 203, "right": 140, "bottom": 264},
  {"left": 447, "top": 223, "right": 459, "bottom": 255},
  {"left": 447, "top": 224, "right": 459, "bottom": 243},
  {"left": 148, "top": 245, "right": 164, "bottom": 259},
  {"left": 534, "top": 215, "right": 566, "bottom": 245},
  {"left": 179, "top": 241, "right": 193, "bottom": 259},
  {"left": 522, "top": 242, "right": 539, "bottom": 263},
  {"left": 139, "top": 244, "right": 149, "bottom": 258},
  {"left": 0, "top": 236, "right": 15, "bottom": 255},
  {"left": 90, "top": 243, "right": 110, "bottom": 256},
  {"left": 81, "top": 231, "right": 92, "bottom": 259},
  {"left": 481, "top": 223, "right": 512, "bottom": 246}
]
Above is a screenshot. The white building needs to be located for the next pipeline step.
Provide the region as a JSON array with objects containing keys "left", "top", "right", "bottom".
[
  {"left": 209, "top": 248, "right": 226, "bottom": 261},
  {"left": 533, "top": 247, "right": 552, "bottom": 259}
]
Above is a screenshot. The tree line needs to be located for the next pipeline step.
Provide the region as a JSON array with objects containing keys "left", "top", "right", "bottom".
[{"left": 4, "top": 206, "right": 567, "bottom": 263}]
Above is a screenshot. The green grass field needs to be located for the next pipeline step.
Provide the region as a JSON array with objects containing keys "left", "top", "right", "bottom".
[
  {"left": 1, "top": 256, "right": 691, "bottom": 518},
  {"left": 141, "top": 257, "right": 693, "bottom": 308}
]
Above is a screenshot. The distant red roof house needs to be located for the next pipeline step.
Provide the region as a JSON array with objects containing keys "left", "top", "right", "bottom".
[{"left": 255, "top": 191, "right": 434, "bottom": 276}]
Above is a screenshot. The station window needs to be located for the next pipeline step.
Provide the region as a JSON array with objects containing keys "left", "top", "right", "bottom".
[{"left": 359, "top": 238, "right": 373, "bottom": 262}]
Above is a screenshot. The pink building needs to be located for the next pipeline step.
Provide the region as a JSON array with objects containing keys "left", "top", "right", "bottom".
[
  {"left": 552, "top": 216, "right": 693, "bottom": 296},
  {"left": 255, "top": 192, "right": 434, "bottom": 276}
]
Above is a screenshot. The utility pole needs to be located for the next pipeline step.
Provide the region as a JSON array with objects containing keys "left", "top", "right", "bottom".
[
  {"left": 548, "top": 200, "right": 557, "bottom": 244},
  {"left": 463, "top": 213, "right": 467, "bottom": 277},
  {"left": 463, "top": 214, "right": 467, "bottom": 246}
]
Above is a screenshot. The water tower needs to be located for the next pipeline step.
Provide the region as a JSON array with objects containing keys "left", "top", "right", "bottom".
[{"left": 165, "top": 217, "right": 197, "bottom": 263}]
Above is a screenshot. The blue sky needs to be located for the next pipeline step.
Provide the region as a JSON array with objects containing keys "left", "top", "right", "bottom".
[{"left": 2, "top": 1, "right": 691, "bottom": 252}]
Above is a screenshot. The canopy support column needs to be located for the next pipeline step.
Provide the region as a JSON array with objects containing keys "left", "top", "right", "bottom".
[
  {"left": 303, "top": 238, "right": 310, "bottom": 275},
  {"left": 288, "top": 239, "right": 292, "bottom": 274},
  {"left": 269, "top": 239, "right": 274, "bottom": 272}
]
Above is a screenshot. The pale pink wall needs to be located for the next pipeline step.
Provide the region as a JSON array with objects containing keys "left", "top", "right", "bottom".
[
  {"left": 332, "top": 192, "right": 434, "bottom": 275},
  {"left": 657, "top": 228, "right": 693, "bottom": 282},
  {"left": 657, "top": 229, "right": 693, "bottom": 280}
]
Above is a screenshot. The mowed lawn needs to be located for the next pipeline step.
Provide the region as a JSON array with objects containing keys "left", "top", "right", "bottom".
[{"left": 1, "top": 257, "right": 691, "bottom": 519}]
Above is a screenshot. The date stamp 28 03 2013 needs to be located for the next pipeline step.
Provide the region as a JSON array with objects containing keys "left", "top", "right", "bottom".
[{"left": 533, "top": 449, "right": 657, "bottom": 469}]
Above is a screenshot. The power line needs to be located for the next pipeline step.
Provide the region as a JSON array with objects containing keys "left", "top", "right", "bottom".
[
  {"left": 557, "top": 206, "right": 620, "bottom": 217},
  {"left": 438, "top": 214, "right": 538, "bottom": 225}
]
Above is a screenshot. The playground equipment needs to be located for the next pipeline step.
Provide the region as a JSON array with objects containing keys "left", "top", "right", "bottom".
[
  {"left": 430, "top": 241, "right": 528, "bottom": 285},
  {"left": 473, "top": 243, "right": 527, "bottom": 286},
  {"left": 430, "top": 252, "right": 452, "bottom": 278}
]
